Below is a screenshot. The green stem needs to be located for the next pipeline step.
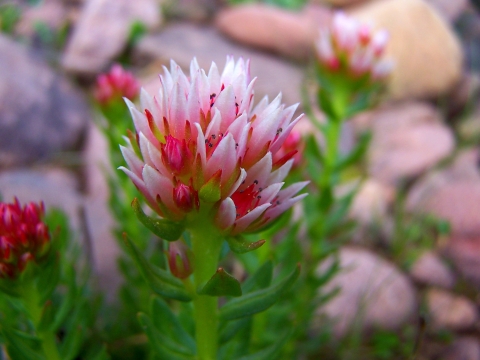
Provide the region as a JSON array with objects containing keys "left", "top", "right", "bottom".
[
  {"left": 23, "top": 282, "right": 61, "bottom": 360},
  {"left": 190, "top": 220, "right": 223, "bottom": 360}
]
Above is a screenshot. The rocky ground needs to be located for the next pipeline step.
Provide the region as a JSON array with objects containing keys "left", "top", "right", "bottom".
[{"left": 2, "top": 0, "right": 480, "bottom": 358}]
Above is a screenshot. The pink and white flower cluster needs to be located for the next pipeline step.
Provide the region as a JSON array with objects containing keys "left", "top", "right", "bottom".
[
  {"left": 316, "top": 12, "right": 393, "bottom": 80},
  {"left": 120, "top": 57, "right": 308, "bottom": 236},
  {"left": 0, "top": 199, "right": 50, "bottom": 279},
  {"left": 94, "top": 64, "right": 140, "bottom": 106}
]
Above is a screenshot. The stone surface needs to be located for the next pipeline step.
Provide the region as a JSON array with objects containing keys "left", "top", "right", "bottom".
[
  {"left": 315, "top": 0, "right": 369, "bottom": 6},
  {"left": 407, "top": 149, "right": 480, "bottom": 235},
  {"left": 426, "top": 288, "right": 478, "bottom": 331},
  {"left": 215, "top": 4, "right": 332, "bottom": 61},
  {"left": 317, "top": 246, "right": 417, "bottom": 337},
  {"left": 15, "top": 0, "right": 68, "bottom": 37},
  {"left": 355, "top": 102, "right": 455, "bottom": 184},
  {"left": 0, "top": 34, "right": 89, "bottom": 168},
  {"left": 349, "top": 179, "right": 395, "bottom": 225},
  {"left": 409, "top": 251, "right": 456, "bottom": 289},
  {"left": 351, "top": 0, "right": 463, "bottom": 100},
  {"left": 424, "top": 0, "right": 469, "bottom": 22},
  {"left": 62, "top": 0, "right": 162, "bottom": 74},
  {"left": 136, "top": 23, "right": 304, "bottom": 112},
  {"left": 441, "top": 337, "right": 480, "bottom": 360},
  {"left": 163, "top": 0, "right": 217, "bottom": 22}
]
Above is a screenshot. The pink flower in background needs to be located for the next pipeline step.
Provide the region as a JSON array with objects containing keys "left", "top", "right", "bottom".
[
  {"left": 0, "top": 199, "right": 50, "bottom": 279},
  {"left": 120, "top": 57, "right": 308, "bottom": 236},
  {"left": 316, "top": 12, "right": 393, "bottom": 80},
  {"left": 94, "top": 64, "right": 140, "bottom": 106}
]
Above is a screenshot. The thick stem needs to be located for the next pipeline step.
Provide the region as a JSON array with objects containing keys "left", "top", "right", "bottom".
[
  {"left": 23, "top": 282, "right": 61, "bottom": 360},
  {"left": 190, "top": 220, "right": 223, "bottom": 360}
]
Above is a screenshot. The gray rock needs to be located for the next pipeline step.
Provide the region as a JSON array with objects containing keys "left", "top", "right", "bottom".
[
  {"left": 0, "top": 34, "right": 89, "bottom": 167},
  {"left": 409, "top": 251, "right": 456, "bottom": 289},
  {"left": 62, "top": 0, "right": 162, "bottom": 74},
  {"left": 316, "top": 246, "right": 417, "bottom": 337},
  {"left": 426, "top": 288, "right": 478, "bottom": 331},
  {"left": 135, "top": 23, "right": 304, "bottom": 111}
]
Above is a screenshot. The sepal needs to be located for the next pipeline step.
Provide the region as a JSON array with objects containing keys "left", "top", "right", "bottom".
[
  {"left": 123, "top": 234, "right": 192, "bottom": 301},
  {"left": 132, "top": 198, "right": 184, "bottom": 241},
  {"left": 219, "top": 264, "right": 300, "bottom": 321},
  {"left": 197, "top": 268, "right": 242, "bottom": 297},
  {"left": 199, "top": 170, "right": 222, "bottom": 203},
  {"left": 226, "top": 236, "right": 265, "bottom": 254}
]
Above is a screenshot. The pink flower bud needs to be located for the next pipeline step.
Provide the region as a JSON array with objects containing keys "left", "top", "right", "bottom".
[
  {"left": 162, "top": 135, "right": 192, "bottom": 176},
  {"left": 94, "top": 64, "right": 140, "bottom": 107},
  {"left": 0, "top": 198, "right": 51, "bottom": 279},
  {"left": 173, "top": 183, "right": 197, "bottom": 213},
  {"left": 167, "top": 241, "right": 193, "bottom": 279}
]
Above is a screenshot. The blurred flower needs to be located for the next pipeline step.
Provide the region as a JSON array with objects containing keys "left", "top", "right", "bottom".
[
  {"left": 0, "top": 199, "right": 50, "bottom": 279},
  {"left": 120, "top": 57, "right": 308, "bottom": 236},
  {"left": 94, "top": 64, "right": 140, "bottom": 107},
  {"left": 316, "top": 12, "right": 393, "bottom": 80},
  {"left": 167, "top": 241, "right": 193, "bottom": 279}
]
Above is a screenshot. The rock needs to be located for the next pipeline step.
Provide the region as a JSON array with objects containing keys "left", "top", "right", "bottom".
[
  {"left": 424, "top": 0, "right": 469, "bottom": 23},
  {"left": 426, "top": 288, "right": 478, "bottom": 331},
  {"left": 357, "top": 102, "right": 455, "bottom": 184},
  {"left": 349, "top": 179, "right": 395, "bottom": 225},
  {"left": 62, "top": 0, "right": 162, "bottom": 74},
  {"left": 0, "top": 34, "right": 89, "bottom": 168},
  {"left": 445, "top": 234, "right": 480, "bottom": 288},
  {"left": 317, "top": 247, "right": 417, "bottom": 337},
  {"left": 314, "top": 0, "right": 369, "bottom": 7},
  {"left": 163, "top": 0, "right": 217, "bottom": 22},
  {"left": 135, "top": 23, "right": 304, "bottom": 111},
  {"left": 15, "top": 0, "right": 68, "bottom": 38},
  {"left": 351, "top": 0, "right": 463, "bottom": 100},
  {"left": 0, "top": 168, "right": 81, "bottom": 228},
  {"left": 407, "top": 149, "right": 480, "bottom": 235},
  {"left": 215, "top": 4, "right": 332, "bottom": 61},
  {"left": 409, "top": 251, "right": 456, "bottom": 289},
  {"left": 441, "top": 337, "right": 480, "bottom": 360}
]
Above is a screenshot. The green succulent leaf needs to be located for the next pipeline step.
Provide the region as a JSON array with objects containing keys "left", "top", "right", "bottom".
[
  {"left": 219, "top": 264, "right": 300, "bottom": 321},
  {"left": 59, "top": 324, "right": 85, "bottom": 360},
  {"left": 226, "top": 236, "right": 265, "bottom": 254},
  {"left": 242, "top": 261, "right": 273, "bottom": 294},
  {"left": 150, "top": 296, "right": 196, "bottom": 353},
  {"left": 237, "top": 328, "right": 294, "bottom": 360},
  {"left": 132, "top": 198, "right": 184, "bottom": 241},
  {"left": 123, "top": 234, "right": 192, "bottom": 301},
  {"left": 335, "top": 131, "right": 371, "bottom": 171},
  {"left": 2, "top": 329, "right": 44, "bottom": 360},
  {"left": 138, "top": 313, "right": 195, "bottom": 360},
  {"left": 198, "top": 268, "right": 242, "bottom": 297}
]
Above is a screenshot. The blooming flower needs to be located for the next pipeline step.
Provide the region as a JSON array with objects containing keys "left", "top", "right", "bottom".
[
  {"left": 120, "top": 57, "right": 308, "bottom": 236},
  {"left": 316, "top": 12, "right": 393, "bottom": 80},
  {"left": 0, "top": 199, "right": 50, "bottom": 279},
  {"left": 94, "top": 64, "right": 140, "bottom": 106}
]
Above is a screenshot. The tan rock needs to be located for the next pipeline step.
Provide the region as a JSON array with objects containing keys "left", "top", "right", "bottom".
[
  {"left": 349, "top": 179, "right": 395, "bottom": 225},
  {"left": 62, "top": 0, "right": 162, "bottom": 74},
  {"left": 316, "top": 0, "right": 371, "bottom": 7},
  {"left": 424, "top": 0, "right": 469, "bottom": 22},
  {"left": 426, "top": 288, "right": 478, "bottom": 331},
  {"left": 351, "top": 0, "right": 463, "bottom": 100},
  {"left": 317, "top": 246, "right": 417, "bottom": 336},
  {"left": 215, "top": 4, "right": 332, "bottom": 61}
]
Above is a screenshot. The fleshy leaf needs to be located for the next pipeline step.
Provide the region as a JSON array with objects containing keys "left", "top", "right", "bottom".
[
  {"left": 219, "top": 264, "right": 300, "bottom": 321},
  {"left": 237, "top": 328, "right": 294, "bottom": 360},
  {"left": 227, "top": 236, "right": 265, "bottom": 254},
  {"left": 242, "top": 261, "right": 273, "bottom": 294},
  {"left": 138, "top": 313, "right": 195, "bottom": 360},
  {"left": 2, "top": 329, "right": 44, "bottom": 360},
  {"left": 198, "top": 268, "right": 242, "bottom": 297},
  {"left": 198, "top": 170, "right": 222, "bottom": 202},
  {"left": 123, "top": 234, "right": 192, "bottom": 301},
  {"left": 132, "top": 198, "right": 184, "bottom": 241}
]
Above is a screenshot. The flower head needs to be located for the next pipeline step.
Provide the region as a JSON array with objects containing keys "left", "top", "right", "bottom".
[
  {"left": 0, "top": 198, "right": 50, "bottom": 279},
  {"left": 316, "top": 12, "right": 393, "bottom": 80},
  {"left": 120, "top": 57, "right": 308, "bottom": 236},
  {"left": 94, "top": 64, "right": 140, "bottom": 106}
]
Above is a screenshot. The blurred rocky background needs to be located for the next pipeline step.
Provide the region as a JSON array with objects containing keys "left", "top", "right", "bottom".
[{"left": 2, "top": 0, "right": 480, "bottom": 358}]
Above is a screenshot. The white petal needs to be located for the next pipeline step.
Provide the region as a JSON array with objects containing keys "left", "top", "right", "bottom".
[
  {"left": 215, "top": 197, "right": 236, "bottom": 230},
  {"left": 120, "top": 145, "right": 143, "bottom": 177},
  {"left": 206, "top": 133, "right": 237, "bottom": 183},
  {"left": 227, "top": 168, "right": 247, "bottom": 197},
  {"left": 257, "top": 182, "right": 283, "bottom": 206},
  {"left": 234, "top": 203, "right": 271, "bottom": 234},
  {"left": 142, "top": 165, "right": 177, "bottom": 213},
  {"left": 244, "top": 152, "right": 272, "bottom": 188},
  {"left": 264, "top": 193, "right": 307, "bottom": 221},
  {"left": 195, "top": 123, "right": 207, "bottom": 169},
  {"left": 213, "top": 85, "right": 236, "bottom": 133}
]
